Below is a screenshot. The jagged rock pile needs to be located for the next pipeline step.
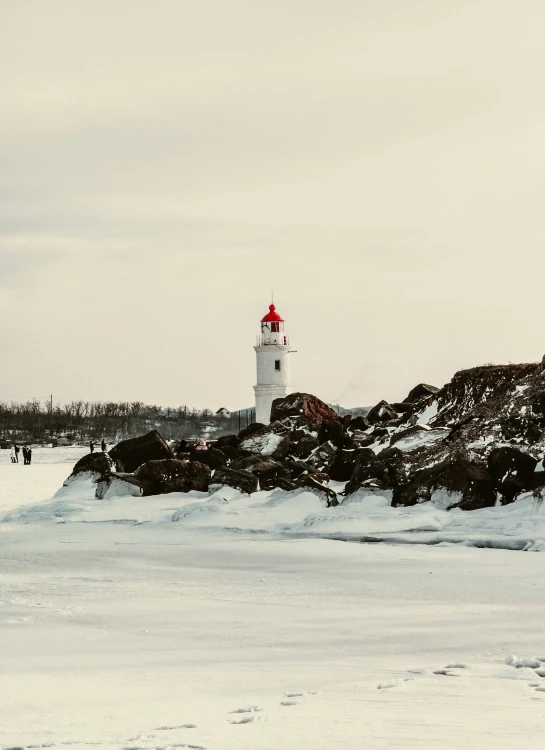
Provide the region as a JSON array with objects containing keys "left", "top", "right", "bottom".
[{"left": 64, "top": 360, "right": 545, "bottom": 511}]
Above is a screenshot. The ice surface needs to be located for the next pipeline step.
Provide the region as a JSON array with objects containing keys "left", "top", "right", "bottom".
[{"left": 2, "top": 448, "right": 545, "bottom": 749}]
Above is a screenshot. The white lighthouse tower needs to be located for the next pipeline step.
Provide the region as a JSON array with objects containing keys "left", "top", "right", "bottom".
[{"left": 254, "top": 303, "right": 293, "bottom": 424}]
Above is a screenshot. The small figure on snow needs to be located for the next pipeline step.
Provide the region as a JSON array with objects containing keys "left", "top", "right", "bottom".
[
  {"left": 22, "top": 446, "right": 28, "bottom": 464},
  {"left": 10, "top": 446, "right": 16, "bottom": 463},
  {"left": 14, "top": 444, "right": 20, "bottom": 463},
  {"left": 101, "top": 439, "right": 106, "bottom": 452},
  {"left": 89, "top": 440, "right": 95, "bottom": 453},
  {"left": 26, "top": 447, "right": 32, "bottom": 465}
]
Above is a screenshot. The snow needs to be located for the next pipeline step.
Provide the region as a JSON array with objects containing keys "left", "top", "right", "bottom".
[
  {"left": 415, "top": 399, "right": 439, "bottom": 426},
  {"left": 239, "top": 430, "right": 284, "bottom": 456},
  {"left": 2, "top": 448, "right": 545, "bottom": 749},
  {"left": 391, "top": 427, "right": 448, "bottom": 451}
]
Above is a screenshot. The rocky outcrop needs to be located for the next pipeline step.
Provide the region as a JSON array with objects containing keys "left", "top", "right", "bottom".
[
  {"left": 270, "top": 392, "right": 337, "bottom": 425},
  {"left": 109, "top": 430, "right": 173, "bottom": 473},
  {"left": 62, "top": 362, "right": 545, "bottom": 514},
  {"left": 134, "top": 459, "right": 211, "bottom": 495}
]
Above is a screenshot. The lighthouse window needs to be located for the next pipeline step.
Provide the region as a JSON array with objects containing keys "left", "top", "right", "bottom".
[
  {"left": 275, "top": 360, "right": 281, "bottom": 371},
  {"left": 271, "top": 321, "right": 280, "bottom": 333}
]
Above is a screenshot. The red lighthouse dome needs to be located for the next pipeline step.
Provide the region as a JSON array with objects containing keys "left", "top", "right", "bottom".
[{"left": 261, "top": 304, "right": 284, "bottom": 323}]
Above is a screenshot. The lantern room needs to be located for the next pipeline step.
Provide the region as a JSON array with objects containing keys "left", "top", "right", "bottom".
[{"left": 258, "top": 304, "right": 289, "bottom": 346}]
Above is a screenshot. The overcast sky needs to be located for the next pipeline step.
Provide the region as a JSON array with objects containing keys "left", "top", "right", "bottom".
[{"left": 1, "top": 0, "right": 544, "bottom": 411}]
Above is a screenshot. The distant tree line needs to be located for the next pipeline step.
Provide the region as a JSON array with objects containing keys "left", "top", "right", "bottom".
[{"left": 0, "top": 400, "right": 255, "bottom": 443}]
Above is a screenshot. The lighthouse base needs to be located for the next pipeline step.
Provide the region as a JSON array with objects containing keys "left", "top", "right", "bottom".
[{"left": 254, "top": 384, "right": 293, "bottom": 425}]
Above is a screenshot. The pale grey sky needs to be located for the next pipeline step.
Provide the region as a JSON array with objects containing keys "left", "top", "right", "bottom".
[{"left": 1, "top": 0, "right": 544, "bottom": 410}]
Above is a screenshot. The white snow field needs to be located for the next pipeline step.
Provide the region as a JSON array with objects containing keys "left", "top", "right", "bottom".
[{"left": 1, "top": 448, "right": 545, "bottom": 749}]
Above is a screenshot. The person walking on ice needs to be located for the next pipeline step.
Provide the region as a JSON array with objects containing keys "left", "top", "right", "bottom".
[{"left": 10, "top": 446, "right": 16, "bottom": 463}]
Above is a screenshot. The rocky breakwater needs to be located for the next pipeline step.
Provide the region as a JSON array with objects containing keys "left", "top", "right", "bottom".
[{"left": 60, "top": 360, "right": 545, "bottom": 514}]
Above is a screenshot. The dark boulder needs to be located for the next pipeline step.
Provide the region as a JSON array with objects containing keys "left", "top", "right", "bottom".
[
  {"left": 231, "top": 455, "right": 292, "bottom": 487},
  {"left": 500, "top": 416, "right": 544, "bottom": 444},
  {"left": 134, "top": 459, "right": 211, "bottom": 495},
  {"left": 487, "top": 446, "right": 537, "bottom": 487},
  {"left": 215, "top": 445, "right": 241, "bottom": 461},
  {"left": 393, "top": 453, "right": 495, "bottom": 511},
  {"left": 215, "top": 434, "right": 241, "bottom": 449},
  {"left": 366, "top": 400, "right": 399, "bottom": 424},
  {"left": 296, "top": 434, "right": 319, "bottom": 459},
  {"left": 188, "top": 446, "right": 227, "bottom": 470},
  {"left": 350, "top": 432, "right": 376, "bottom": 448},
  {"left": 237, "top": 423, "right": 266, "bottom": 440},
  {"left": 497, "top": 477, "right": 525, "bottom": 505},
  {"left": 318, "top": 419, "right": 344, "bottom": 447},
  {"left": 342, "top": 414, "right": 353, "bottom": 430},
  {"left": 290, "top": 428, "right": 308, "bottom": 442},
  {"left": 345, "top": 447, "right": 403, "bottom": 495},
  {"left": 348, "top": 415, "right": 370, "bottom": 431},
  {"left": 285, "top": 457, "right": 316, "bottom": 479},
  {"left": 327, "top": 450, "right": 358, "bottom": 482},
  {"left": 403, "top": 383, "right": 440, "bottom": 404},
  {"left": 295, "top": 471, "right": 329, "bottom": 486},
  {"left": 72, "top": 451, "right": 115, "bottom": 479},
  {"left": 306, "top": 441, "right": 336, "bottom": 472},
  {"left": 487, "top": 446, "right": 538, "bottom": 503},
  {"left": 210, "top": 467, "right": 258, "bottom": 494},
  {"left": 270, "top": 392, "right": 338, "bottom": 425},
  {"left": 109, "top": 430, "right": 173, "bottom": 473}
]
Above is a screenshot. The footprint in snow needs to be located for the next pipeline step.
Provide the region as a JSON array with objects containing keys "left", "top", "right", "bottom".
[
  {"left": 280, "top": 699, "right": 299, "bottom": 706},
  {"left": 230, "top": 705, "right": 262, "bottom": 714},
  {"left": 377, "top": 679, "right": 405, "bottom": 690},
  {"left": 229, "top": 715, "right": 255, "bottom": 724},
  {"left": 505, "top": 655, "right": 541, "bottom": 669},
  {"left": 156, "top": 723, "right": 198, "bottom": 730}
]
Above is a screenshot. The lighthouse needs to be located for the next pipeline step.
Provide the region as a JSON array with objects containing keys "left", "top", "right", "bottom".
[{"left": 254, "top": 303, "right": 293, "bottom": 424}]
